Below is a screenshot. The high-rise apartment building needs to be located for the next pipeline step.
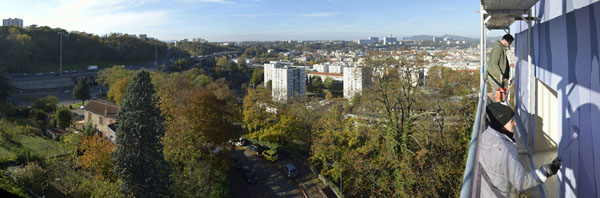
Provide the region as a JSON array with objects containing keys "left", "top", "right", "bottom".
[
  {"left": 264, "top": 61, "right": 307, "bottom": 102},
  {"left": 2, "top": 18, "right": 23, "bottom": 27},
  {"left": 343, "top": 66, "right": 371, "bottom": 99}
]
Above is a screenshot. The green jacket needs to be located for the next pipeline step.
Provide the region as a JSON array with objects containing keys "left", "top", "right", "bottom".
[{"left": 487, "top": 41, "right": 509, "bottom": 87}]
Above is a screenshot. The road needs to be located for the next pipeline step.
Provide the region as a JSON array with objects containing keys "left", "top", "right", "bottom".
[
  {"left": 229, "top": 148, "right": 303, "bottom": 198},
  {"left": 7, "top": 85, "right": 105, "bottom": 107}
]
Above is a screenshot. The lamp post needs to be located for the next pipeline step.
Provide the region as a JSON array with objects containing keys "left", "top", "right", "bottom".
[
  {"left": 58, "top": 32, "right": 66, "bottom": 76},
  {"left": 326, "top": 162, "right": 342, "bottom": 198}
]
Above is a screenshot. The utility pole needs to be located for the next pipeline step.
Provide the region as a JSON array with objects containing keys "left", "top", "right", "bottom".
[{"left": 58, "top": 32, "right": 65, "bottom": 76}]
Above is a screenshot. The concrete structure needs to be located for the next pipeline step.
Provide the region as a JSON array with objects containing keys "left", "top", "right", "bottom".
[
  {"left": 139, "top": 34, "right": 147, "bottom": 39},
  {"left": 511, "top": 0, "right": 600, "bottom": 197},
  {"left": 83, "top": 100, "right": 119, "bottom": 143},
  {"left": 355, "top": 36, "right": 379, "bottom": 45},
  {"left": 343, "top": 66, "right": 371, "bottom": 99},
  {"left": 2, "top": 18, "right": 23, "bottom": 27},
  {"left": 313, "top": 64, "right": 329, "bottom": 73},
  {"left": 383, "top": 34, "right": 397, "bottom": 45},
  {"left": 307, "top": 72, "right": 343, "bottom": 81},
  {"left": 264, "top": 61, "right": 307, "bottom": 102}
]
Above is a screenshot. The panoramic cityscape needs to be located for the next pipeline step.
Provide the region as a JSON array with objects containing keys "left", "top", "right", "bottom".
[{"left": 0, "top": 0, "right": 599, "bottom": 198}]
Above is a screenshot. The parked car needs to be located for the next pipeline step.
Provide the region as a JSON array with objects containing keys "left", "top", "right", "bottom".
[
  {"left": 283, "top": 163, "right": 298, "bottom": 178},
  {"left": 244, "top": 170, "right": 258, "bottom": 184},
  {"left": 261, "top": 150, "right": 278, "bottom": 162},
  {"left": 247, "top": 145, "right": 258, "bottom": 154}
]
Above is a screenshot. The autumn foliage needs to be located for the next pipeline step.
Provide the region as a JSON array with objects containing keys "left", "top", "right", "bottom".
[{"left": 78, "top": 135, "right": 115, "bottom": 181}]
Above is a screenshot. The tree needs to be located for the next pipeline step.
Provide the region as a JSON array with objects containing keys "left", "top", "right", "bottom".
[
  {"left": 216, "top": 56, "right": 229, "bottom": 68},
  {"left": 0, "top": 61, "right": 9, "bottom": 100},
  {"left": 73, "top": 78, "right": 91, "bottom": 105},
  {"left": 107, "top": 78, "right": 130, "bottom": 105},
  {"left": 11, "top": 162, "right": 48, "bottom": 195},
  {"left": 249, "top": 69, "right": 264, "bottom": 88},
  {"left": 266, "top": 80, "right": 272, "bottom": 91},
  {"left": 112, "top": 70, "right": 170, "bottom": 197},
  {"left": 56, "top": 107, "right": 73, "bottom": 129},
  {"left": 172, "top": 58, "right": 190, "bottom": 72},
  {"left": 78, "top": 135, "right": 116, "bottom": 181}
]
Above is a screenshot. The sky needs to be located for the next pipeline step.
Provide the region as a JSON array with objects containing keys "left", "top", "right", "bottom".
[{"left": 0, "top": 0, "right": 502, "bottom": 42}]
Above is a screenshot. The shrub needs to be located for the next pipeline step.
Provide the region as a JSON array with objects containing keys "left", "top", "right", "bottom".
[
  {"left": 11, "top": 161, "right": 49, "bottom": 195},
  {"left": 14, "top": 147, "right": 40, "bottom": 165}
]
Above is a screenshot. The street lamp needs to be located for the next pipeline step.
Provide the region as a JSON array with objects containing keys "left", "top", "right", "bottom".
[
  {"left": 326, "top": 162, "right": 342, "bottom": 198},
  {"left": 58, "top": 32, "right": 66, "bottom": 76}
]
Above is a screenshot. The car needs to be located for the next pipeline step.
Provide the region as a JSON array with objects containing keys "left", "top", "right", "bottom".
[
  {"left": 64, "top": 90, "right": 71, "bottom": 94},
  {"left": 80, "top": 105, "right": 85, "bottom": 109},
  {"left": 244, "top": 170, "right": 258, "bottom": 184},
  {"left": 283, "top": 163, "right": 298, "bottom": 178},
  {"left": 247, "top": 145, "right": 258, "bottom": 154},
  {"left": 261, "top": 150, "right": 278, "bottom": 162}
]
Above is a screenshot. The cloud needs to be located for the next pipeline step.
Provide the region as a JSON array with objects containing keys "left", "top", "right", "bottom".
[
  {"left": 22, "top": 0, "right": 171, "bottom": 36},
  {"left": 300, "top": 12, "right": 340, "bottom": 17}
]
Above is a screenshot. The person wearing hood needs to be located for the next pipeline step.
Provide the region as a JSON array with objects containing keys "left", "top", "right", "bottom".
[
  {"left": 487, "top": 34, "right": 514, "bottom": 101},
  {"left": 478, "top": 103, "right": 561, "bottom": 197}
]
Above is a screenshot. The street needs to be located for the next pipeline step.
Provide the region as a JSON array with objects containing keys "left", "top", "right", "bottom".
[{"left": 229, "top": 147, "right": 302, "bottom": 198}]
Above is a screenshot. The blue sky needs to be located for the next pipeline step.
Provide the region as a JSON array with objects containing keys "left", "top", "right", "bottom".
[{"left": 0, "top": 0, "right": 496, "bottom": 41}]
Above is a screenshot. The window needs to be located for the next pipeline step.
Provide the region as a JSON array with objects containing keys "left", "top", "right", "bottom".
[{"left": 534, "top": 79, "right": 559, "bottom": 152}]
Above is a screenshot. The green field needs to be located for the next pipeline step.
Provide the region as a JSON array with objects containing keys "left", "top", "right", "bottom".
[{"left": 16, "top": 135, "right": 68, "bottom": 159}]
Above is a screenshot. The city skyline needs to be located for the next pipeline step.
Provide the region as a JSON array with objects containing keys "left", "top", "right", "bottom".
[{"left": 0, "top": 0, "right": 509, "bottom": 42}]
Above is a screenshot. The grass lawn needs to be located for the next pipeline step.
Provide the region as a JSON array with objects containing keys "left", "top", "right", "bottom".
[
  {"left": 71, "top": 101, "right": 88, "bottom": 109},
  {"left": 16, "top": 135, "right": 68, "bottom": 159}
]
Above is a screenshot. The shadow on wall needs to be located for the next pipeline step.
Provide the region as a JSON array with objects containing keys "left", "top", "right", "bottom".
[{"left": 514, "top": 0, "right": 600, "bottom": 197}]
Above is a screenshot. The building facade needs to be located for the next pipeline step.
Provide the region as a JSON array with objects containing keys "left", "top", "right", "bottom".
[
  {"left": 2, "top": 18, "right": 23, "bottom": 27},
  {"left": 83, "top": 100, "right": 119, "bottom": 143},
  {"left": 264, "top": 61, "right": 307, "bottom": 102},
  {"left": 343, "top": 66, "right": 371, "bottom": 99},
  {"left": 383, "top": 34, "right": 397, "bottom": 45},
  {"left": 512, "top": 0, "right": 600, "bottom": 197}
]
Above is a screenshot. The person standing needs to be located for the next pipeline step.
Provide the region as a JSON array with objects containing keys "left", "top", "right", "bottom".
[
  {"left": 488, "top": 34, "right": 514, "bottom": 101},
  {"left": 478, "top": 103, "right": 561, "bottom": 197}
]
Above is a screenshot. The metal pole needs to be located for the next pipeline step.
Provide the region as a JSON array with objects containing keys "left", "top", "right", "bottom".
[
  {"left": 459, "top": 5, "right": 486, "bottom": 198},
  {"left": 527, "top": 11, "right": 533, "bottom": 155},
  {"left": 59, "top": 33, "right": 63, "bottom": 76}
]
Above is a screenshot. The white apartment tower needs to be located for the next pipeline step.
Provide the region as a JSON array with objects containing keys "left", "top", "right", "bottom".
[
  {"left": 3, "top": 18, "right": 23, "bottom": 27},
  {"left": 343, "top": 66, "right": 371, "bottom": 99},
  {"left": 264, "top": 61, "right": 307, "bottom": 102}
]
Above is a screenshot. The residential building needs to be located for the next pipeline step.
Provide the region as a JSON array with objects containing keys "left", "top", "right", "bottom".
[
  {"left": 2, "top": 18, "right": 23, "bottom": 27},
  {"left": 139, "top": 34, "right": 147, "bottom": 40},
  {"left": 264, "top": 61, "right": 307, "bottom": 102},
  {"left": 383, "top": 34, "right": 397, "bottom": 45},
  {"left": 313, "top": 64, "right": 329, "bottom": 73},
  {"left": 343, "top": 66, "right": 371, "bottom": 99},
  {"left": 83, "top": 100, "right": 119, "bottom": 142},
  {"left": 511, "top": 0, "right": 600, "bottom": 197}
]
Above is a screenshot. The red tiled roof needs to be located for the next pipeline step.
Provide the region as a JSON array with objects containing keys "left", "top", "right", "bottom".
[
  {"left": 307, "top": 72, "right": 343, "bottom": 77},
  {"left": 84, "top": 100, "right": 119, "bottom": 119}
]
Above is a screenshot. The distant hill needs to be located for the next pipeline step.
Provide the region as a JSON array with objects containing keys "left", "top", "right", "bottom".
[{"left": 402, "top": 35, "right": 478, "bottom": 41}]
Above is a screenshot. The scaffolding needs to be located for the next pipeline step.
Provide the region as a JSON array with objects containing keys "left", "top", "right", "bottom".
[{"left": 460, "top": 0, "right": 540, "bottom": 197}]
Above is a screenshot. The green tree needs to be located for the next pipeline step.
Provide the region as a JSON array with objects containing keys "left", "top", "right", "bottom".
[
  {"left": 216, "top": 56, "right": 229, "bottom": 68},
  {"left": 249, "top": 69, "right": 264, "bottom": 88},
  {"left": 172, "top": 58, "right": 190, "bottom": 72},
  {"left": 56, "top": 107, "right": 73, "bottom": 129},
  {"left": 12, "top": 162, "right": 48, "bottom": 195},
  {"left": 112, "top": 70, "right": 170, "bottom": 197},
  {"left": 0, "top": 61, "right": 9, "bottom": 100},
  {"left": 73, "top": 78, "right": 91, "bottom": 105}
]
